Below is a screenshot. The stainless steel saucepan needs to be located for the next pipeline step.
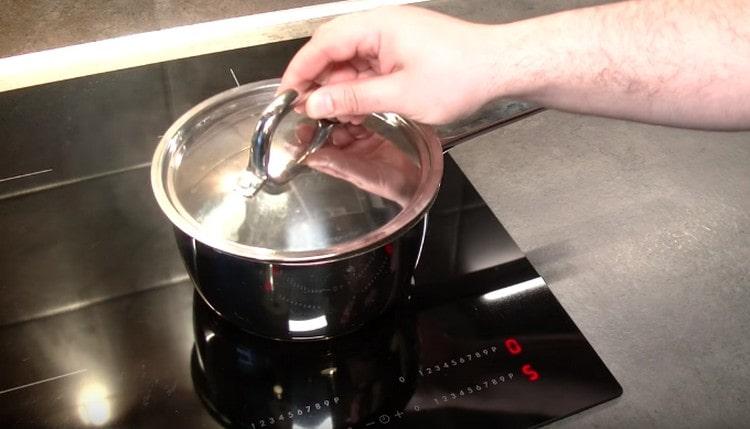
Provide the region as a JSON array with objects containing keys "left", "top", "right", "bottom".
[{"left": 151, "top": 78, "right": 539, "bottom": 341}]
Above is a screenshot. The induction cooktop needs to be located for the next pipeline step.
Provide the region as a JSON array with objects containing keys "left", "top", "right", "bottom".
[{"left": 0, "top": 38, "right": 621, "bottom": 428}]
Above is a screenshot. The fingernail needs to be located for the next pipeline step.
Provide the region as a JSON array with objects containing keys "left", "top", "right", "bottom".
[{"left": 308, "top": 91, "right": 334, "bottom": 118}]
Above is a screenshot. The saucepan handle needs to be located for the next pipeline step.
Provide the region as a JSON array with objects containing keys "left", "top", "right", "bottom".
[{"left": 437, "top": 101, "right": 544, "bottom": 153}]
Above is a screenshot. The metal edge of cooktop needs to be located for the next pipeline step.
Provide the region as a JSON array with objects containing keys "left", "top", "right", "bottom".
[{"left": 0, "top": 0, "right": 429, "bottom": 93}]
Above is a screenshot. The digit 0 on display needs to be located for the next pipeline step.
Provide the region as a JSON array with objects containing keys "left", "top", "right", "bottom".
[{"left": 503, "top": 338, "right": 522, "bottom": 355}]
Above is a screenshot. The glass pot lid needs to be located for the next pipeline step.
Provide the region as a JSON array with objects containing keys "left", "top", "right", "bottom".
[{"left": 151, "top": 79, "right": 443, "bottom": 263}]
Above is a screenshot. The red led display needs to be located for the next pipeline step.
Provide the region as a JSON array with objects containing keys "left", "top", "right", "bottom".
[
  {"left": 504, "top": 338, "right": 522, "bottom": 355},
  {"left": 521, "top": 364, "right": 540, "bottom": 382},
  {"left": 502, "top": 339, "right": 540, "bottom": 381}
]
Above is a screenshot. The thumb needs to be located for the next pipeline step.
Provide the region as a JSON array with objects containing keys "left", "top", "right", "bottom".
[{"left": 305, "top": 74, "right": 402, "bottom": 119}]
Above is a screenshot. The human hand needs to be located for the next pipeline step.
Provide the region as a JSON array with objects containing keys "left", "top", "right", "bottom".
[{"left": 280, "top": 6, "right": 499, "bottom": 125}]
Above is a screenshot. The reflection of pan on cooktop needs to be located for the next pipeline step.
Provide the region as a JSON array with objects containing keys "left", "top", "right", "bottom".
[{"left": 191, "top": 293, "right": 419, "bottom": 428}]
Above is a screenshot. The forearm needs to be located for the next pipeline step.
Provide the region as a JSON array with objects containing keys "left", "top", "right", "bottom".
[{"left": 490, "top": 0, "right": 750, "bottom": 130}]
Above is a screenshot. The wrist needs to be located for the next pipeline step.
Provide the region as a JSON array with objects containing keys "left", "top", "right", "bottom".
[{"left": 481, "top": 20, "right": 563, "bottom": 103}]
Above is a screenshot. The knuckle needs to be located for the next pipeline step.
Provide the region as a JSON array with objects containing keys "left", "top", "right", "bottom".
[
  {"left": 316, "top": 14, "right": 350, "bottom": 38},
  {"left": 338, "top": 87, "right": 361, "bottom": 115}
]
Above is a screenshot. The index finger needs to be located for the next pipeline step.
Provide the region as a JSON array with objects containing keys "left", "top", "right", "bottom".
[{"left": 279, "top": 14, "right": 379, "bottom": 94}]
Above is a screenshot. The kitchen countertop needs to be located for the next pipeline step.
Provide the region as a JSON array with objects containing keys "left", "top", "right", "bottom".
[
  {"left": 0, "top": 0, "right": 335, "bottom": 58},
  {"left": 2, "top": 0, "right": 749, "bottom": 427}
]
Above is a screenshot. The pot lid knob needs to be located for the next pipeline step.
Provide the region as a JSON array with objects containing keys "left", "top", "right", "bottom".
[{"left": 236, "top": 89, "right": 337, "bottom": 197}]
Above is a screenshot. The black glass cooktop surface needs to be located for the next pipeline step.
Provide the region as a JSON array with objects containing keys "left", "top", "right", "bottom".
[{"left": 0, "top": 39, "right": 621, "bottom": 428}]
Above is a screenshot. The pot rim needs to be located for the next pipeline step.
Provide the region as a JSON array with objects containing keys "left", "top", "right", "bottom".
[{"left": 151, "top": 79, "right": 443, "bottom": 264}]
